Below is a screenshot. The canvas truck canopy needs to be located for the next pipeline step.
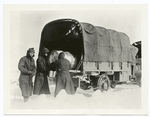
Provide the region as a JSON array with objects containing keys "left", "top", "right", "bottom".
[
  {"left": 39, "top": 19, "right": 138, "bottom": 69},
  {"left": 80, "top": 22, "right": 138, "bottom": 62}
]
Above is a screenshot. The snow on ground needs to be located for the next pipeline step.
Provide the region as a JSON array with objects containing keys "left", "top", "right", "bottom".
[{"left": 10, "top": 81, "right": 141, "bottom": 110}]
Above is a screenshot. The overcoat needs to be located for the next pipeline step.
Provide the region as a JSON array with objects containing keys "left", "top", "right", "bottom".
[
  {"left": 33, "top": 56, "right": 50, "bottom": 95},
  {"left": 18, "top": 56, "right": 36, "bottom": 98},
  {"left": 54, "top": 58, "right": 75, "bottom": 97}
]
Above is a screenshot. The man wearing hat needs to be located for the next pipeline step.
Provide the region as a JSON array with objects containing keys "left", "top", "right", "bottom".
[
  {"left": 33, "top": 47, "right": 51, "bottom": 95},
  {"left": 54, "top": 52, "right": 75, "bottom": 97},
  {"left": 18, "top": 48, "right": 36, "bottom": 102}
]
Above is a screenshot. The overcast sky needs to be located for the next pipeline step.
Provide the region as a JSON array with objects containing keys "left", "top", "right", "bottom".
[{"left": 9, "top": 4, "right": 145, "bottom": 72}]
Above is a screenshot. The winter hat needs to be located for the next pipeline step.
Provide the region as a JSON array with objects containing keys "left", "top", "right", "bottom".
[
  {"left": 58, "top": 52, "right": 65, "bottom": 59},
  {"left": 27, "top": 48, "right": 35, "bottom": 53},
  {"left": 42, "top": 47, "right": 49, "bottom": 54}
]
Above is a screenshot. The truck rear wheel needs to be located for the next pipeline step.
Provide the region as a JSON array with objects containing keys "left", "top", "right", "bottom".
[{"left": 97, "top": 74, "right": 110, "bottom": 92}]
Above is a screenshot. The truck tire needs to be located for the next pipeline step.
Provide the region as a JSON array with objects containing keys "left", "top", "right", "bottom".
[
  {"left": 110, "top": 81, "right": 116, "bottom": 88},
  {"left": 80, "top": 81, "right": 88, "bottom": 90},
  {"left": 97, "top": 74, "right": 110, "bottom": 92}
]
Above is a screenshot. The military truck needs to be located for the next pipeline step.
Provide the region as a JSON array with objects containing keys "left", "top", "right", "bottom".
[{"left": 39, "top": 19, "right": 138, "bottom": 92}]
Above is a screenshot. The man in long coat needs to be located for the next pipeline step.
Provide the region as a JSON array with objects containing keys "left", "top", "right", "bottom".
[
  {"left": 33, "top": 47, "right": 51, "bottom": 95},
  {"left": 54, "top": 52, "right": 75, "bottom": 97},
  {"left": 135, "top": 62, "right": 141, "bottom": 87},
  {"left": 18, "top": 48, "right": 36, "bottom": 102}
]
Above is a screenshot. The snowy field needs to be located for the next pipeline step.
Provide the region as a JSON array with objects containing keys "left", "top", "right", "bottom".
[{"left": 10, "top": 72, "right": 141, "bottom": 110}]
